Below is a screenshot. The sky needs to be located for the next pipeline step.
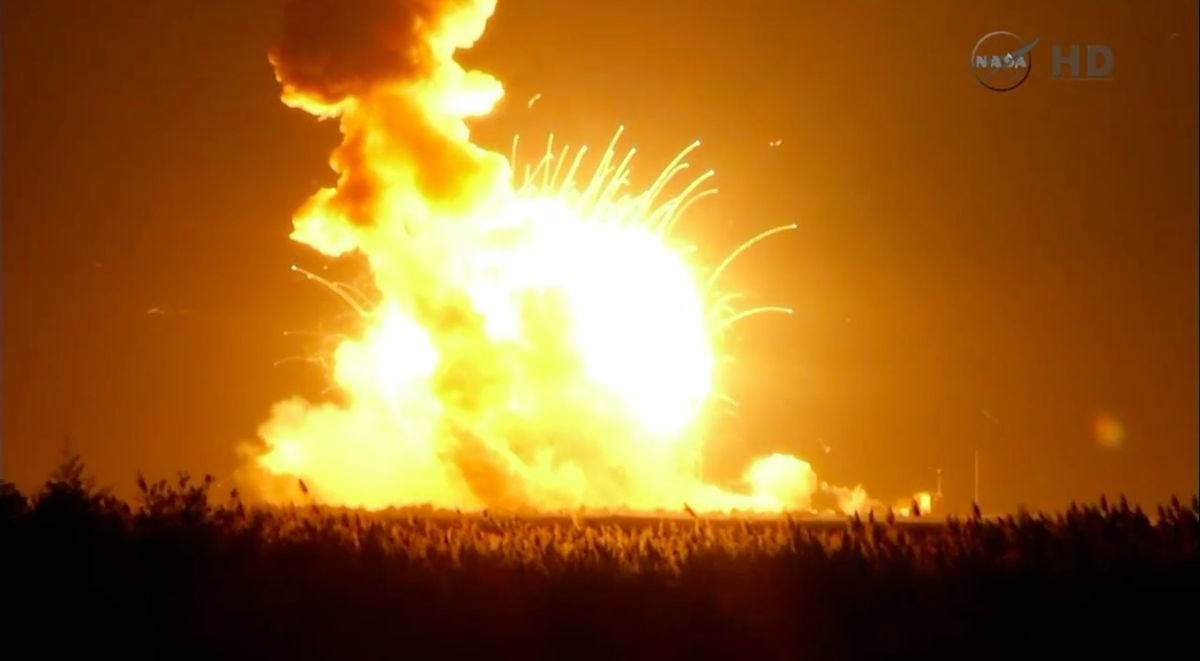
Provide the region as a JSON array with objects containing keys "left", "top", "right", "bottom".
[{"left": 2, "top": 0, "right": 1196, "bottom": 513}]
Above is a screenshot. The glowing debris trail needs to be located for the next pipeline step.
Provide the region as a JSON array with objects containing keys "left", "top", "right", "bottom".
[{"left": 245, "top": 0, "right": 876, "bottom": 514}]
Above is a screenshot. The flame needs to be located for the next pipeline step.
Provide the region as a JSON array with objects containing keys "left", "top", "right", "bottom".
[
  {"left": 245, "top": 0, "right": 870, "bottom": 514},
  {"left": 896, "top": 491, "right": 934, "bottom": 518}
]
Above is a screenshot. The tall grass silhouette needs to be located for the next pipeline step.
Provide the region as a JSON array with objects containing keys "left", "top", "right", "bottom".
[{"left": 2, "top": 455, "right": 1196, "bottom": 658}]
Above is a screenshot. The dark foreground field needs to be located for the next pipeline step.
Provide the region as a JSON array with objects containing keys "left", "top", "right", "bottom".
[{"left": 2, "top": 458, "right": 1197, "bottom": 659}]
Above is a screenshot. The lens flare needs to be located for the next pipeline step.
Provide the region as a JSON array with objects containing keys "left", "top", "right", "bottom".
[
  {"left": 1093, "top": 412, "right": 1126, "bottom": 449},
  {"left": 244, "top": 0, "right": 871, "bottom": 514}
]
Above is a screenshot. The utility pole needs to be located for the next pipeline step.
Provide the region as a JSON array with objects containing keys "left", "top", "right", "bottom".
[{"left": 973, "top": 449, "right": 980, "bottom": 510}]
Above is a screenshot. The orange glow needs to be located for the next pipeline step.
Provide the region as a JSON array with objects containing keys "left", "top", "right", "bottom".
[
  {"left": 1093, "top": 413, "right": 1126, "bottom": 450},
  {"left": 244, "top": 0, "right": 871, "bottom": 514}
]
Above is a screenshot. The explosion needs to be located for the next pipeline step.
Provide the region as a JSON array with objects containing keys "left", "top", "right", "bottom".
[{"left": 245, "top": 0, "right": 869, "bottom": 514}]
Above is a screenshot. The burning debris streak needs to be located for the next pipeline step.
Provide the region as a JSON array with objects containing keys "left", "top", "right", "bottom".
[{"left": 245, "top": 0, "right": 882, "bottom": 515}]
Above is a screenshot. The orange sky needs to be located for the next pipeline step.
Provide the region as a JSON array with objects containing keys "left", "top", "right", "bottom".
[{"left": 3, "top": 0, "right": 1196, "bottom": 513}]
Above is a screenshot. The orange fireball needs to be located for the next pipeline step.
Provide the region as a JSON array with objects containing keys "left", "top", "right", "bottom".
[{"left": 247, "top": 0, "right": 869, "bottom": 514}]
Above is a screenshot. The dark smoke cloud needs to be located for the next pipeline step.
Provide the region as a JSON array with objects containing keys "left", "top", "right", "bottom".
[{"left": 270, "top": 0, "right": 471, "bottom": 104}]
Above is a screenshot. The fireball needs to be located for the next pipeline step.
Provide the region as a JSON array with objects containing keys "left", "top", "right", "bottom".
[{"left": 247, "top": 0, "right": 866, "bottom": 514}]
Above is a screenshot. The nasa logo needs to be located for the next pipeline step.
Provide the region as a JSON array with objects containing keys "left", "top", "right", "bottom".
[{"left": 972, "top": 31, "right": 1040, "bottom": 92}]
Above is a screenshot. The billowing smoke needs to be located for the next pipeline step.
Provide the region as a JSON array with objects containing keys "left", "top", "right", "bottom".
[
  {"left": 270, "top": 0, "right": 506, "bottom": 233},
  {"left": 271, "top": 0, "right": 465, "bottom": 104}
]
